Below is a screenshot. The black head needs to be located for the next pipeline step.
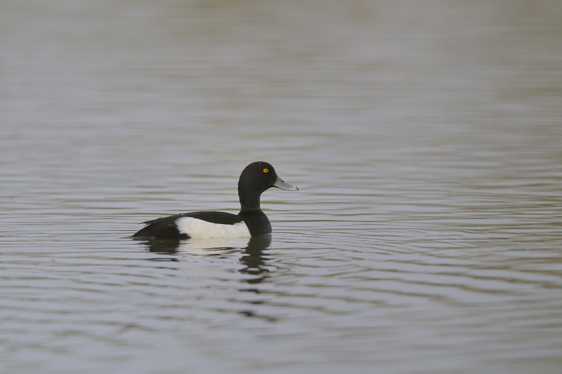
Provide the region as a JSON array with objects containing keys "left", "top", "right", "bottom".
[{"left": 238, "top": 161, "right": 298, "bottom": 211}]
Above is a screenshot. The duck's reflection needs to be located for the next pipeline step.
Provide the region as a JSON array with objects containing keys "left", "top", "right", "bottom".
[
  {"left": 237, "top": 236, "right": 272, "bottom": 283},
  {"left": 135, "top": 235, "right": 273, "bottom": 282}
]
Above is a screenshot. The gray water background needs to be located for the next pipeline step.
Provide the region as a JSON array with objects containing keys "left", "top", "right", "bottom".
[{"left": 1, "top": 0, "right": 561, "bottom": 373}]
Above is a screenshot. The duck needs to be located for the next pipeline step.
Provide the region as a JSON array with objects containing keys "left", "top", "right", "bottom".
[{"left": 132, "top": 161, "right": 298, "bottom": 239}]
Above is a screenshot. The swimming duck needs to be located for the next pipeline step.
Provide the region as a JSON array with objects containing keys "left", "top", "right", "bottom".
[{"left": 133, "top": 161, "right": 298, "bottom": 239}]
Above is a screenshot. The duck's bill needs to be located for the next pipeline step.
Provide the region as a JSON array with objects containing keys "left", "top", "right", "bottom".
[{"left": 274, "top": 176, "right": 299, "bottom": 191}]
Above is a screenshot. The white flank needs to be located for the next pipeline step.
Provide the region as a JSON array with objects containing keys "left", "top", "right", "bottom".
[{"left": 176, "top": 217, "right": 251, "bottom": 238}]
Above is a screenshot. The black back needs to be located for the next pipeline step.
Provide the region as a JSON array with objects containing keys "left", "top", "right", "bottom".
[{"left": 132, "top": 211, "right": 243, "bottom": 239}]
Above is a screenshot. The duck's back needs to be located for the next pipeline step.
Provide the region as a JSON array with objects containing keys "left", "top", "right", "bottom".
[{"left": 133, "top": 211, "right": 247, "bottom": 239}]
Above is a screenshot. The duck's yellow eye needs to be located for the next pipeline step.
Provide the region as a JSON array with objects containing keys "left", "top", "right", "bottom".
[{"left": 263, "top": 168, "right": 269, "bottom": 173}]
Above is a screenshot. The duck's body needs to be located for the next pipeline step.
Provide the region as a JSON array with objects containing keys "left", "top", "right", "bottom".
[{"left": 133, "top": 162, "right": 298, "bottom": 239}]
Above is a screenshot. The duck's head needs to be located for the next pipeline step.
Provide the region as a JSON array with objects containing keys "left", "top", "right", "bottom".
[{"left": 238, "top": 161, "right": 298, "bottom": 210}]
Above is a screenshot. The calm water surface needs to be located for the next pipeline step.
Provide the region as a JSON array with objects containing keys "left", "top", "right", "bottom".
[{"left": 1, "top": 1, "right": 562, "bottom": 373}]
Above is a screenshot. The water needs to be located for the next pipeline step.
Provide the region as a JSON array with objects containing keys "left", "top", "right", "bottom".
[{"left": 1, "top": 0, "right": 562, "bottom": 373}]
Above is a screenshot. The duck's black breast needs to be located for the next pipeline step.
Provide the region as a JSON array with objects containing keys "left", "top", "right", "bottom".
[{"left": 239, "top": 210, "right": 272, "bottom": 236}]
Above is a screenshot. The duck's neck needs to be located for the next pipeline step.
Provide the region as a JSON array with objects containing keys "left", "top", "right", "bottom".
[
  {"left": 238, "top": 183, "right": 262, "bottom": 212},
  {"left": 239, "top": 193, "right": 261, "bottom": 212}
]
